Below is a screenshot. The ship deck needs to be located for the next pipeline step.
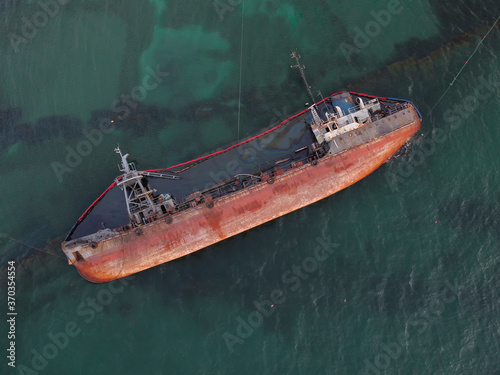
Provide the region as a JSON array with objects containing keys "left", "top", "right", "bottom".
[{"left": 66, "top": 91, "right": 415, "bottom": 241}]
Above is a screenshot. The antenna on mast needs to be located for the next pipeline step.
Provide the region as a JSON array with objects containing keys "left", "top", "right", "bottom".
[
  {"left": 291, "top": 49, "right": 315, "bottom": 105},
  {"left": 115, "top": 145, "right": 131, "bottom": 174}
]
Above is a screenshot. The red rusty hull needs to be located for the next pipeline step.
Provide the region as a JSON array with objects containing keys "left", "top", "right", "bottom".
[{"left": 67, "top": 119, "right": 420, "bottom": 282}]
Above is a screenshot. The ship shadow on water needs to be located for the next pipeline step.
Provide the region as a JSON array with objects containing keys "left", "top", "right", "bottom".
[{"left": 126, "top": 206, "right": 453, "bottom": 345}]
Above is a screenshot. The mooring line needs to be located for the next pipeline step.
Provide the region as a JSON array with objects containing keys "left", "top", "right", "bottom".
[
  {"left": 431, "top": 16, "right": 500, "bottom": 113},
  {"left": 0, "top": 233, "right": 62, "bottom": 258}
]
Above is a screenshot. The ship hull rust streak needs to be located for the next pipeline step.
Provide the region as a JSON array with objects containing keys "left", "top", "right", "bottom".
[{"left": 68, "top": 119, "right": 421, "bottom": 282}]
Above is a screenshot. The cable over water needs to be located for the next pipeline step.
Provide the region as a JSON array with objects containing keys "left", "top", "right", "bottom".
[
  {"left": 431, "top": 16, "right": 500, "bottom": 113},
  {"left": 237, "top": 0, "right": 245, "bottom": 141}
]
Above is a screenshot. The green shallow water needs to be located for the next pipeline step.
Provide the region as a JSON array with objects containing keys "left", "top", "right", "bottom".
[{"left": 0, "top": 0, "right": 499, "bottom": 374}]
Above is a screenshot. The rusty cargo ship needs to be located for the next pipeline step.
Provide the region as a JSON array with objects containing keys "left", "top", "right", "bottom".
[{"left": 62, "top": 56, "right": 422, "bottom": 283}]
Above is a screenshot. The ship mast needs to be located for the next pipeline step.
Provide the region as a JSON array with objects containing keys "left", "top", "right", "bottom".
[
  {"left": 114, "top": 146, "right": 156, "bottom": 225},
  {"left": 291, "top": 49, "right": 316, "bottom": 106},
  {"left": 291, "top": 50, "right": 323, "bottom": 127}
]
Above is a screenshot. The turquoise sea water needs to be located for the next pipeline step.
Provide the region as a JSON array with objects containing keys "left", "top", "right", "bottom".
[{"left": 0, "top": 0, "right": 499, "bottom": 374}]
